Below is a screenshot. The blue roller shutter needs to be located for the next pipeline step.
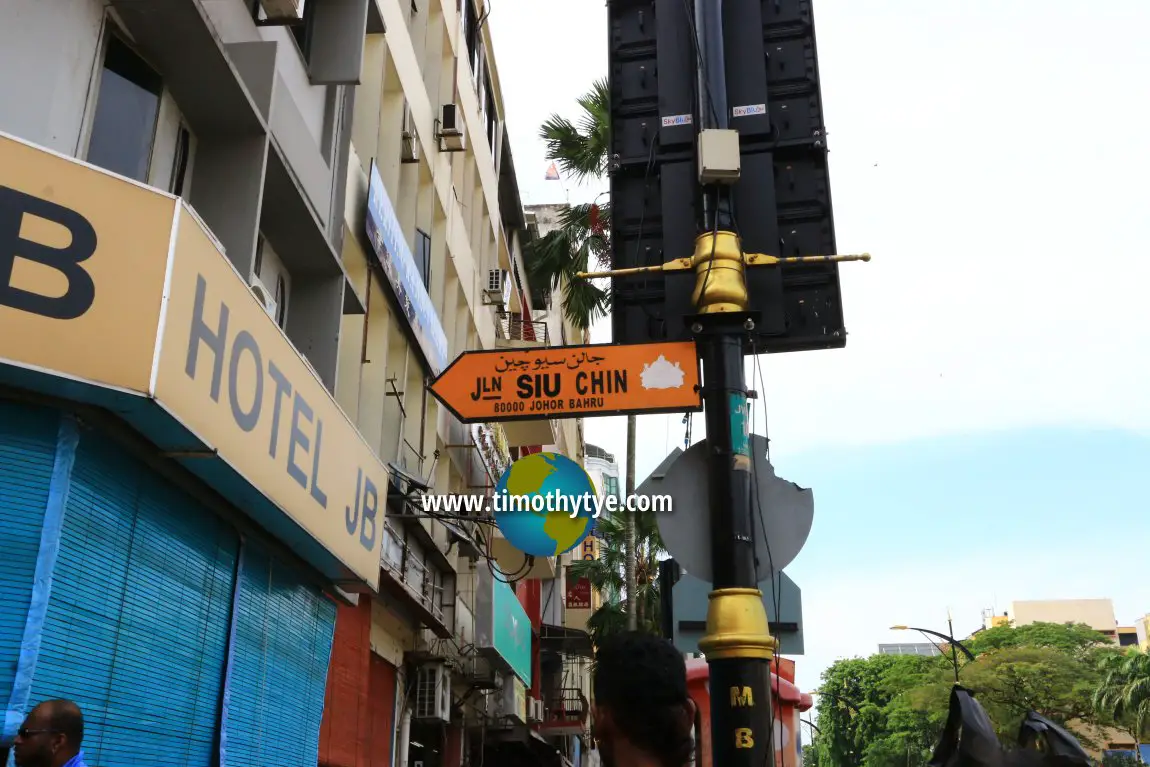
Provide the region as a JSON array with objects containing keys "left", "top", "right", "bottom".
[
  {"left": 224, "top": 540, "right": 337, "bottom": 767},
  {"left": 0, "top": 404, "right": 60, "bottom": 716},
  {"left": 30, "top": 428, "right": 237, "bottom": 767}
]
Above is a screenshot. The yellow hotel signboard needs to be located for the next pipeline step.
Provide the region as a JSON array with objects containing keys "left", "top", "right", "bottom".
[{"left": 0, "top": 132, "right": 384, "bottom": 591}]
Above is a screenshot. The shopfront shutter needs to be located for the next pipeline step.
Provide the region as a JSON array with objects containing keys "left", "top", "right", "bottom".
[
  {"left": 318, "top": 600, "right": 372, "bottom": 767},
  {"left": 30, "top": 429, "right": 238, "bottom": 767},
  {"left": 0, "top": 403, "right": 60, "bottom": 708},
  {"left": 367, "top": 654, "right": 397, "bottom": 767},
  {"left": 225, "top": 540, "right": 337, "bottom": 767}
]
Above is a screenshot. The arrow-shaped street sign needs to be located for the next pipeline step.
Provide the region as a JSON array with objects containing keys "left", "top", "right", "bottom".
[{"left": 428, "top": 341, "right": 702, "bottom": 423}]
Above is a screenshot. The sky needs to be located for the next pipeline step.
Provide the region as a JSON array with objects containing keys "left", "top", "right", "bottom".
[{"left": 487, "top": 1, "right": 1150, "bottom": 695}]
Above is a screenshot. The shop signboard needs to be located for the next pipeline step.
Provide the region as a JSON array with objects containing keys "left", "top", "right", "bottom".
[
  {"left": 0, "top": 131, "right": 386, "bottom": 591},
  {"left": 365, "top": 160, "right": 449, "bottom": 375},
  {"left": 492, "top": 572, "right": 532, "bottom": 686},
  {"left": 565, "top": 566, "right": 591, "bottom": 609}
]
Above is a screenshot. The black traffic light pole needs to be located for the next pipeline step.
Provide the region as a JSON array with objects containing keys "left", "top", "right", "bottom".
[
  {"left": 688, "top": 2, "right": 776, "bottom": 766},
  {"left": 583, "top": 3, "right": 870, "bottom": 767}
]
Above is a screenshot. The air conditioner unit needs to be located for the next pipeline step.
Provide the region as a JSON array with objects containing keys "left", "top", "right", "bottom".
[
  {"left": 401, "top": 105, "right": 420, "bottom": 163},
  {"left": 249, "top": 276, "right": 278, "bottom": 320},
  {"left": 259, "top": 0, "right": 305, "bottom": 22},
  {"left": 413, "top": 662, "right": 452, "bottom": 722},
  {"left": 527, "top": 696, "right": 544, "bottom": 723},
  {"left": 438, "top": 104, "right": 465, "bottom": 152},
  {"left": 484, "top": 269, "right": 509, "bottom": 307}
]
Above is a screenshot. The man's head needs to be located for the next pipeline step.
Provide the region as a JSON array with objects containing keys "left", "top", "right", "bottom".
[
  {"left": 13, "top": 700, "right": 83, "bottom": 767},
  {"left": 592, "top": 632, "right": 696, "bottom": 767}
]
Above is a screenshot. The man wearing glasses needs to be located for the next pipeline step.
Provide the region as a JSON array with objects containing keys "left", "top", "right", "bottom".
[{"left": 11, "top": 700, "right": 86, "bottom": 767}]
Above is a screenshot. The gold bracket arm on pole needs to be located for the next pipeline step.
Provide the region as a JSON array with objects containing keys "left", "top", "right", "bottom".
[
  {"left": 574, "top": 252, "right": 871, "bottom": 280},
  {"left": 575, "top": 231, "right": 872, "bottom": 314},
  {"left": 575, "top": 258, "right": 694, "bottom": 280}
]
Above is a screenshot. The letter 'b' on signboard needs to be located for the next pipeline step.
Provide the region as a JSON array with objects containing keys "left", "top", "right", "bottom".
[{"left": 0, "top": 186, "right": 97, "bottom": 320}]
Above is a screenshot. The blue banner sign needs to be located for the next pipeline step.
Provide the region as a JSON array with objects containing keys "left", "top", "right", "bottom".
[{"left": 365, "top": 161, "right": 449, "bottom": 374}]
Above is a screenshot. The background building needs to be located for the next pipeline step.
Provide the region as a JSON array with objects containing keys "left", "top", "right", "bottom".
[
  {"left": 990, "top": 599, "right": 1141, "bottom": 646},
  {"left": 877, "top": 643, "right": 943, "bottom": 657},
  {"left": 584, "top": 443, "right": 622, "bottom": 502},
  {"left": 1135, "top": 614, "right": 1150, "bottom": 652},
  {"left": 319, "top": 0, "right": 590, "bottom": 765}
]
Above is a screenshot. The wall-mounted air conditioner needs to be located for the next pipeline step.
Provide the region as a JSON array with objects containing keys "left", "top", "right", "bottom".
[
  {"left": 249, "top": 276, "right": 278, "bottom": 321},
  {"left": 259, "top": 0, "right": 305, "bottom": 22},
  {"left": 483, "top": 269, "right": 510, "bottom": 307},
  {"left": 401, "top": 104, "right": 420, "bottom": 163},
  {"left": 413, "top": 662, "right": 452, "bottom": 722},
  {"left": 527, "top": 696, "right": 544, "bottom": 723},
  {"left": 437, "top": 104, "right": 465, "bottom": 152}
]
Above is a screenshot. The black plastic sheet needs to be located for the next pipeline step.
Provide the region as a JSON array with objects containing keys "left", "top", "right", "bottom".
[{"left": 928, "top": 686, "right": 1094, "bottom": 767}]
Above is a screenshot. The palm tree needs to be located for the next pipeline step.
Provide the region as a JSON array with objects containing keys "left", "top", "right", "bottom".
[
  {"left": 534, "top": 78, "right": 644, "bottom": 636},
  {"left": 566, "top": 508, "right": 667, "bottom": 645},
  {"left": 529, "top": 77, "right": 612, "bottom": 331},
  {"left": 1094, "top": 649, "right": 1150, "bottom": 751}
]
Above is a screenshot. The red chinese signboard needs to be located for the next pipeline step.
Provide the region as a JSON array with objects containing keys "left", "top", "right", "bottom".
[{"left": 565, "top": 566, "right": 591, "bottom": 609}]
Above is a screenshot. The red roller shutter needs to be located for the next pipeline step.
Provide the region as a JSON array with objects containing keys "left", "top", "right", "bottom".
[
  {"left": 319, "top": 600, "right": 371, "bottom": 767},
  {"left": 444, "top": 724, "right": 464, "bottom": 767},
  {"left": 367, "top": 654, "right": 397, "bottom": 767}
]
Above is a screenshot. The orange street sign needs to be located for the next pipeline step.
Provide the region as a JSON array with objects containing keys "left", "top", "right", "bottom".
[{"left": 429, "top": 342, "right": 702, "bottom": 423}]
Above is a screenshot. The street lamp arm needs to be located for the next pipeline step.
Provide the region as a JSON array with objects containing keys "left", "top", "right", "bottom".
[{"left": 901, "top": 626, "right": 976, "bottom": 661}]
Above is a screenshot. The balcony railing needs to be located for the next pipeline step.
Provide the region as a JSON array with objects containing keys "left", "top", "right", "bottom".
[
  {"left": 496, "top": 311, "right": 550, "bottom": 345},
  {"left": 541, "top": 688, "right": 589, "bottom": 733},
  {"left": 381, "top": 523, "right": 445, "bottom": 623}
]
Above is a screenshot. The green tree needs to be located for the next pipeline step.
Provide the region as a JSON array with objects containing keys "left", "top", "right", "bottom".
[
  {"left": 565, "top": 507, "right": 665, "bottom": 644},
  {"left": 529, "top": 78, "right": 611, "bottom": 331},
  {"left": 966, "top": 621, "right": 1110, "bottom": 657},
  {"left": 535, "top": 80, "right": 649, "bottom": 638},
  {"left": 1094, "top": 649, "right": 1150, "bottom": 745},
  {"left": 809, "top": 623, "right": 1121, "bottom": 766},
  {"left": 810, "top": 654, "right": 951, "bottom": 767},
  {"left": 960, "top": 645, "right": 1102, "bottom": 743}
]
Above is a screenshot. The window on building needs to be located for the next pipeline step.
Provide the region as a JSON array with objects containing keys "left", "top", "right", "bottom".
[
  {"left": 86, "top": 34, "right": 163, "bottom": 182},
  {"left": 603, "top": 475, "right": 620, "bottom": 498},
  {"left": 169, "top": 125, "right": 192, "bottom": 195},
  {"left": 485, "top": 78, "right": 498, "bottom": 154},
  {"left": 274, "top": 274, "right": 289, "bottom": 328},
  {"left": 414, "top": 229, "right": 431, "bottom": 289},
  {"left": 464, "top": 0, "right": 479, "bottom": 73},
  {"left": 475, "top": 49, "right": 487, "bottom": 108}
]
